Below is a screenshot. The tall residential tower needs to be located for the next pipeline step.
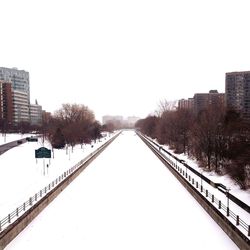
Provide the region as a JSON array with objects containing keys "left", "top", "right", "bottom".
[{"left": 226, "top": 71, "right": 250, "bottom": 119}]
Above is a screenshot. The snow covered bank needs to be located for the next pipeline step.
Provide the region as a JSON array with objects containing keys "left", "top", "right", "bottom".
[{"left": 140, "top": 133, "right": 250, "bottom": 239}]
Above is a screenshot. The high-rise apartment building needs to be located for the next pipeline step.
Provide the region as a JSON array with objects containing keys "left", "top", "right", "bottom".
[
  {"left": 0, "top": 81, "right": 13, "bottom": 124},
  {"left": 12, "top": 90, "right": 30, "bottom": 123},
  {"left": 178, "top": 98, "right": 194, "bottom": 110},
  {"left": 0, "top": 67, "right": 30, "bottom": 97},
  {"left": 225, "top": 71, "right": 250, "bottom": 119},
  {"left": 30, "top": 103, "right": 42, "bottom": 125},
  {"left": 0, "top": 67, "right": 31, "bottom": 124},
  {"left": 193, "top": 90, "right": 225, "bottom": 115}
]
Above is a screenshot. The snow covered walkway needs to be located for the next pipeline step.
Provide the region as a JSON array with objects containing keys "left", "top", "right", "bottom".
[{"left": 6, "top": 131, "right": 238, "bottom": 249}]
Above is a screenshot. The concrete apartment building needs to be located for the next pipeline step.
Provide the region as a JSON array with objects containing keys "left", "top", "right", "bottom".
[
  {"left": 225, "top": 71, "right": 250, "bottom": 119},
  {"left": 12, "top": 90, "right": 30, "bottom": 123},
  {"left": 0, "top": 67, "right": 30, "bottom": 98},
  {"left": 30, "top": 102, "right": 42, "bottom": 125},
  {"left": 0, "top": 81, "right": 13, "bottom": 124},
  {"left": 193, "top": 90, "right": 225, "bottom": 115},
  {"left": 0, "top": 67, "right": 43, "bottom": 125},
  {"left": 178, "top": 98, "right": 194, "bottom": 110}
]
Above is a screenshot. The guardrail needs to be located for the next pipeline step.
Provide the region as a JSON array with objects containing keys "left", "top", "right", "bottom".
[
  {"left": 0, "top": 132, "right": 120, "bottom": 233},
  {"left": 137, "top": 132, "right": 250, "bottom": 239}
]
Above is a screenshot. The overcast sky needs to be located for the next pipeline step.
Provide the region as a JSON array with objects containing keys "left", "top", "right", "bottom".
[{"left": 1, "top": 0, "right": 250, "bottom": 122}]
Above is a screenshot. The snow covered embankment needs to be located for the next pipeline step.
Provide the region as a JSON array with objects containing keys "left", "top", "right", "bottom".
[
  {"left": 0, "top": 131, "right": 120, "bottom": 235},
  {"left": 137, "top": 132, "right": 250, "bottom": 242}
]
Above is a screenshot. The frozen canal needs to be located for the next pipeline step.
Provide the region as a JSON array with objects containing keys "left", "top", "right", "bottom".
[{"left": 6, "top": 131, "right": 238, "bottom": 249}]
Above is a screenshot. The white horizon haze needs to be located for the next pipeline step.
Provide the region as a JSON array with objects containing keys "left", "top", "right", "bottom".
[{"left": 1, "top": 0, "right": 250, "bottom": 122}]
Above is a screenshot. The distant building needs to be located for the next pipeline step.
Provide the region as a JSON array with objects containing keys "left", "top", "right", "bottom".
[
  {"left": 226, "top": 71, "right": 250, "bottom": 119},
  {"left": 178, "top": 98, "right": 194, "bottom": 110},
  {"left": 127, "top": 116, "right": 140, "bottom": 126},
  {"left": 30, "top": 102, "right": 42, "bottom": 125},
  {"left": 42, "top": 110, "right": 52, "bottom": 124},
  {"left": 193, "top": 90, "right": 225, "bottom": 115},
  {"left": 12, "top": 90, "right": 30, "bottom": 123},
  {"left": 0, "top": 67, "right": 30, "bottom": 98},
  {"left": 0, "top": 67, "right": 32, "bottom": 124},
  {"left": 102, "top": 115, "right": 123, "bottom": 125},
  {"left": 0, "top": 81, "right": 13, "bottom": 124}
]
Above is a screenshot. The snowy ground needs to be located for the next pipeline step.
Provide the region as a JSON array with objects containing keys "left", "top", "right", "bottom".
[
  {"left": 0, "top": 132, "right": 116, "bottom": 218},
  {"left": 150, "top": 137, "right": 250, "bottom": 205},
  {"left": 0, "top": 133, "right": 35, "bottom": 145},
  {"left": 6, "top": 131, "right": 238, "bottom": 249},
  {"left": 143, "top": 135, "right": 250, "bottom": 237}
]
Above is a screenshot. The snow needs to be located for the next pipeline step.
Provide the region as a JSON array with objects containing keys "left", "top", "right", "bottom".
[
  {"left": 0, "top": 132, "right": 117, "bottom": 218},
  {"left": 5, "top": 131, "right": 238, "bottom": 249},
  {"left": 144, "top": 135, "right": 250, "bottom": 237},
  {"left": 0, "top": 133, "right": 35, "bottom": 145}
]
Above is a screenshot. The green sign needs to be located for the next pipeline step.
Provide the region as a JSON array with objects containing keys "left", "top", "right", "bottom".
[{"left": 35, "top": 147, "right": 51, "bottom": 158}]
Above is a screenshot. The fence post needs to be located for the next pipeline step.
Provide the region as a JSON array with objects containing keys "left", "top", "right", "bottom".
[
  {"left": 206, "top": 190, "right": 208, "bottom": 197},
  {"left": 196, "top": 182, "right": 198, "bottom": 188},
  {"left": 189, "top": 176, "right": 191, "bottom": 182},
  {"left": 40, "top": 190, "right": 42, "bottom": 197},
  {"left": 192, "top": 178, "right": 194, "bottom": 185},
  {"left": 8, "top": 214, "right": 11, "bottom": 223},
  {"left": 16, "top": 208, "right": 19, "bottom": 217},
  {"left": 219, "top": 200, "right": 221, "bottom": 209},
  {"left": 212, "top": 195, "right": 214, "bottom": 203},
  {"left": 29, "top": 197, "right": 32, "bottom": 206},
  {"left": 23, "top": 202, "right": 26, "bottom": 211},
  {"left": 236, "top": 216, "right": 239, "bottom": 226}
]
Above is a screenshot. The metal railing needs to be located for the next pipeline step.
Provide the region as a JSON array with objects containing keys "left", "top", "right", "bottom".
[
  {"left": 138, "top": 132, "right": 250, "bottom": 237},
  {"left": 0, "top": 154, "right": 90, "bottom": 232}
]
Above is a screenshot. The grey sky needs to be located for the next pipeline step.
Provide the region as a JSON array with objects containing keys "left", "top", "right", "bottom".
[{"left": 1, "top": 0, "right": 250, "bottom": 121}]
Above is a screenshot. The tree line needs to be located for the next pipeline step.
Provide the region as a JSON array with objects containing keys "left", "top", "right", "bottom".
[
  {"left": 43, "top": 103, "right": 119, "bottom": 149},
  {"left": 0, "top": 103, "right": 115, "bottom": 149},
  {"left": 136, "top": 104, "right": 250, "bottom": 189}
]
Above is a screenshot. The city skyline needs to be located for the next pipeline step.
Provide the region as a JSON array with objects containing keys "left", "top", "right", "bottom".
[{"left": 1, "top": 0, "right": 250, "bottom": 122}]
